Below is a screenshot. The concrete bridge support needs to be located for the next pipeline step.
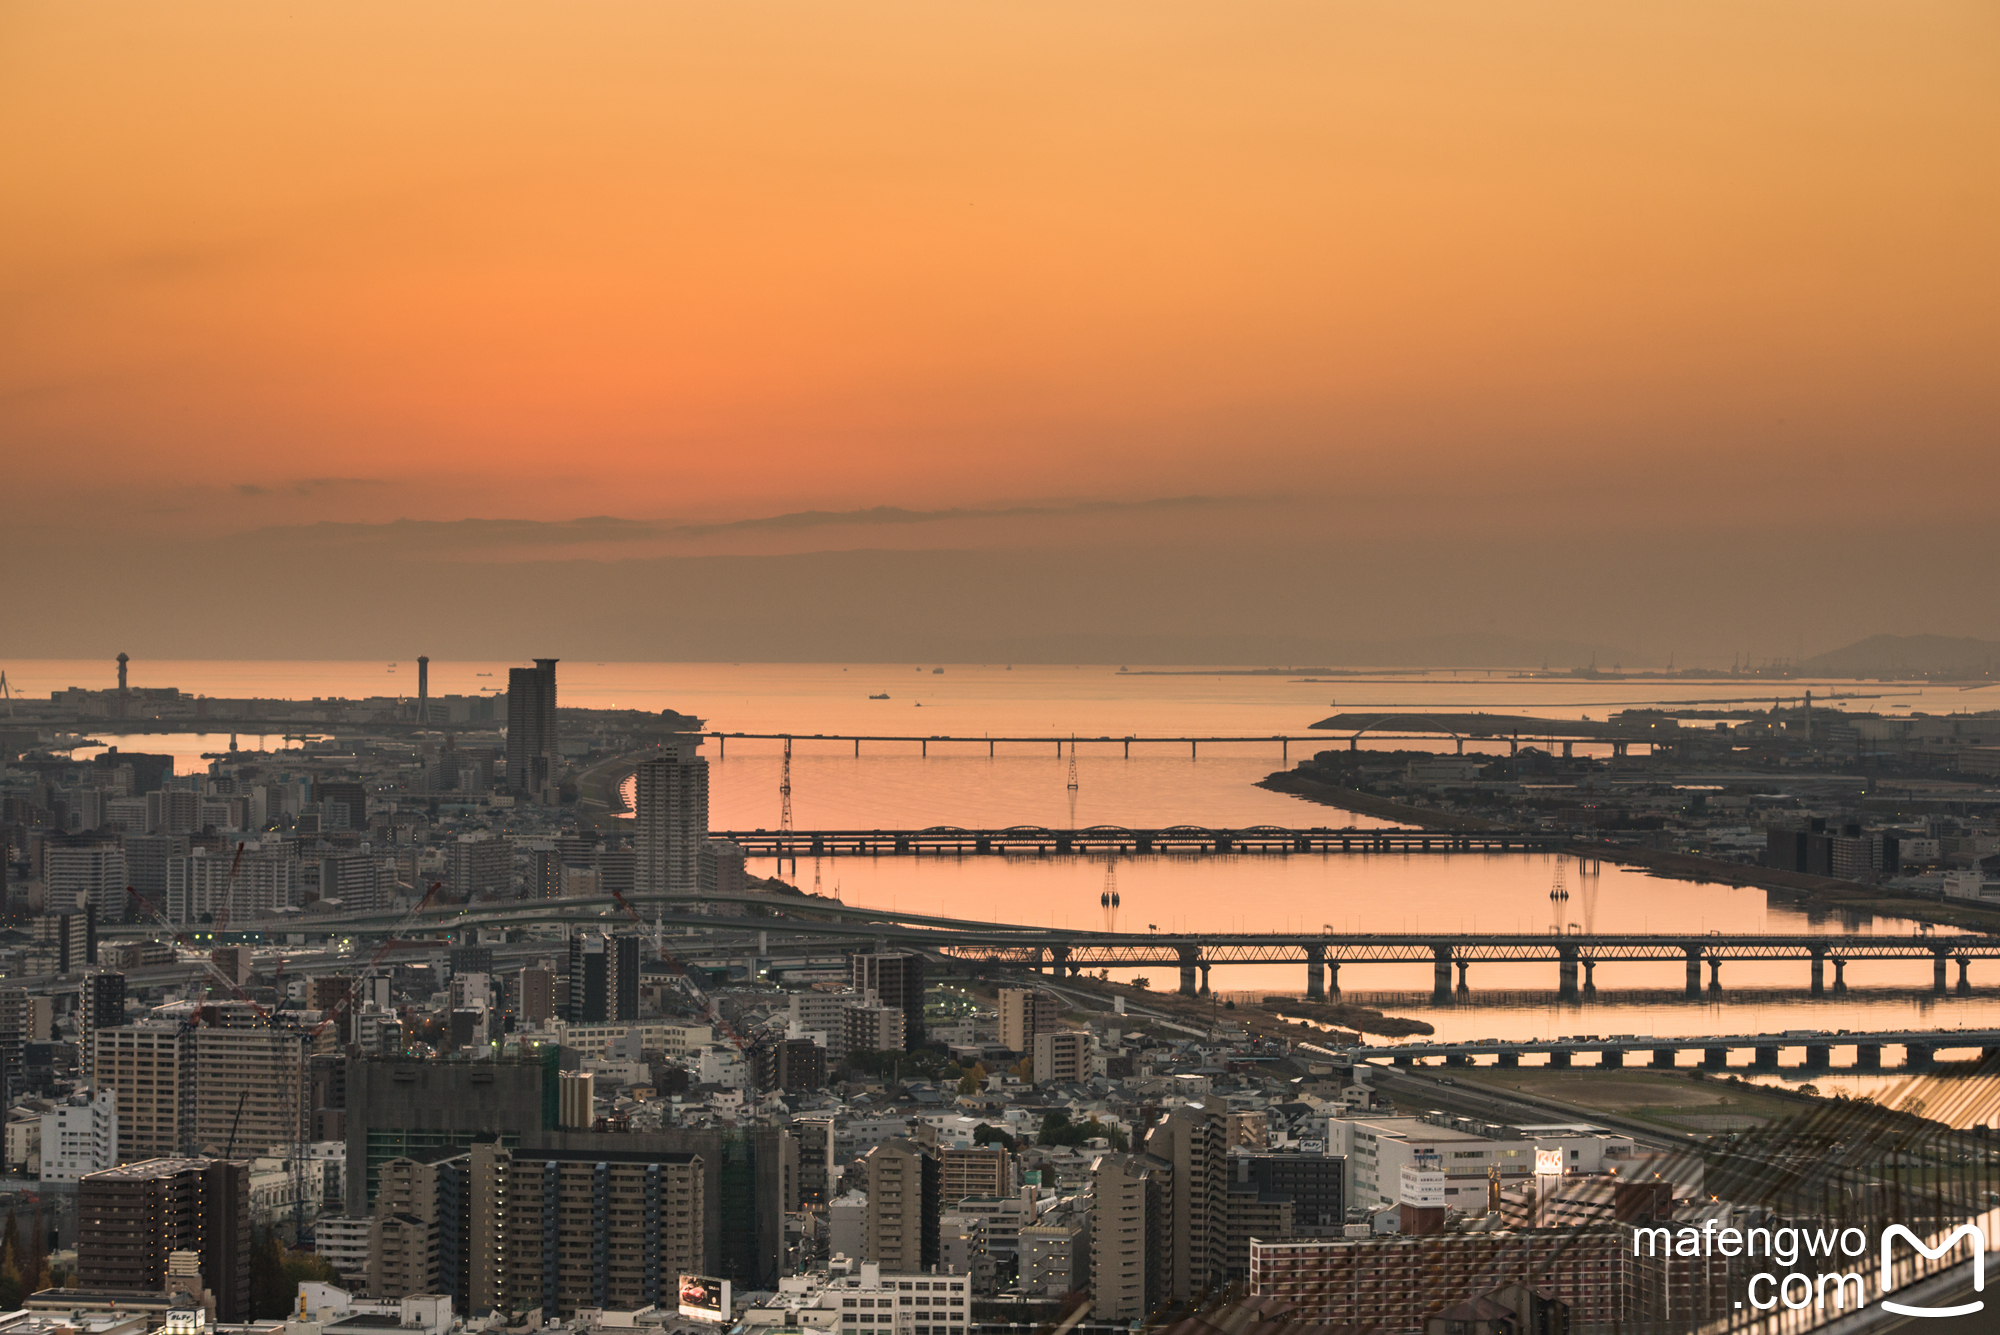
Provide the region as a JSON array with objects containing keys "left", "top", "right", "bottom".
[
  {"left": 1199, "top": 962, "right": 1211, "bottom": 995},
  {"left": 1958, "top": 956, "right": 1973, "bottom": 995},
  {"left": 1394, "top": 1053, "right": 1414, "bottom": 1067},
  {"left": 1708, "top": 957, "right": 1724, "bottom": 993},
  {"left": 1600, "top": 1049, "right": 1625, "bottom": 1068},
  {"left": 1907, "top": 1043, "right": 1936, "bottom": 1071},
  {"left": 1328, "top": 961, "right": 1340, "bottom": 996},
  {"left": 1650, "top": 1048, "right": 1676, "bottom": 1069},
  {"left": 1557, "top": 946, "right": 1580, "bottom": 1003},
  {"left": 1178, "top": 945, "right": 1200, "bottom": 997},
  {"left": 1856, "top": 1045, "right": 1882, "bottom": 1071},
  {"left": 1433, "top": 947, "right": 1454, "bottom": 1004},
  {"left": 1581, "top": 958, "right": 1597, "bottom": 994},
  {"left": 1703, "top": 1048, "right": 1728, "bottom": 1070},
  {"left": 1497, "top": 1052, "right": 1520, "bottom": 1068},
  {"left": 1832, "top": 957, "right": 1848, "bottom": 992},
  {"left": 1933, "top": 950, "right": 1950, "bottom": 995},
  {"left": 1445, "top": 1053, "right": 1471, "bottom": 1067},
  {"left": 1753, "top": 1046, "right": 1780, "bottom": 1071},
  {"left": 1805, "top": 1044, "right": 1831, "bottom": 1072},
  {"left": 1811, "top": 945, "right": 1827, "bottom": 998},
  {"left": 1685, "top": 946, "right": 1703, "bottom": 998},
  {"left": 1051, "top": 945, "right": 1072, "bottom": 978},
  {"left": 1305, "top": 946, "right": 1326, "bottom": 1001},
  {"left": 1455, "top": 959, "right": 1471, "bottom": 996},
  {"left": 1547, "top": 1051, "right": 1571, "bottom": 1068}
]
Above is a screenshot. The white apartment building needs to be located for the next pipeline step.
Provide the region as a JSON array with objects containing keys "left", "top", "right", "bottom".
[
  {"left": 811, "top": 1262, "right": 970, "bottom": 1335},
  {"left": 40, "top": 1090, "right": 117, "bottom": 1183},
  {"left": 43, "top": 843, "right": 125, "bottom": 915}
]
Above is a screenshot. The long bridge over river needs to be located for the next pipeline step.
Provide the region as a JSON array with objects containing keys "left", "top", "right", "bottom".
[
  {"left": 712, "top": 826, "right": 1564, "bottom": 856},
  {"left": 1348, "top": 1027, "right": 2000, "bottom": 1074}
]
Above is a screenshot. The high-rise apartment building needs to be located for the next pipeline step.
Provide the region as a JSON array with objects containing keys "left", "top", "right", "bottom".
[
  {"left": 516, "top": 967, "right": 554, "bottom": 1025},
  {"left": 505, "top": 659, "right": 560, "bottom": 805},
  {"left": 166, "top": 842, "right": 298, "bottom": 923},
  {"left": 317, "top": 851, "right": 383, "bottom": 913},
  {"left": 853, "top": 952, "right": 925, "bottom": 1048},
  {"left": 997, "top": 988, "right": 1060, "bottom": 1054},
  {"left": 634, "top": 741, "right": 708, "bottom": 895},
  {"left": 33, "top": 906, "right": 98, "bottom": 975},
  {"left": 862, "top": 1138, "right": 939, "bottom": 1274},
  {"left": 313, "top": 781, "right": 369, "bottom": 832},
  {"left": 520, "top": 841, "right": 562, "bottom": 900},
  {"left": 77, "top": 1157, "right": 251, "bottom": 1321},
  {"left": 95, "top": 1023, "right": 195, "bottom": 1158},
  {"left": 79, "top": 969, "right": 126, "bottom": 1078},
  {"left": 1090, "top": 1151, "right": 1174, "bottom": 1322},
  {"left": 447, "top": 832, "right": 511, "bottom": 901},
  {"left": 192, "top": 1024, "right": 310, "bottom": 1154},
  {"left": 938, "top": 1147, "right": 1012, "bottom": 1204},
  {"left": 566, "top": 932, "right": 639, "bottom": 1023},
  {"left": 1144, "top": 1107, "right": 1230, "bottom": 1301},
  {"left": 343, "top": 1053, "right": 559, "bottom": 1215},
  {"left": 43, "top": 840, "right": 125, "bottom": 915},
  {"left": 468, "top": 1142, "right": 705, "bottom": 1316},
  {"left": 1030, "top": 1030, "right": 1090, "bottom": 1086}
]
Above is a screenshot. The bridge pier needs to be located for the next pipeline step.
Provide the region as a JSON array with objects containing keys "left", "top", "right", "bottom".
[
  {"left": 1685, "top": 946, "right": 1702, "bottom": 998},
  {"left": 1708, "top": 957, "right": 1723, "bottom": 993},
  {"left": 1328, "top": 961, "right": 1340, "bottom": 996},
  {"left": 1455, "top": 959, "right": 1470, "bottom": 996},
  {"left": 1433, "top": 947, "right": 1454, "bottom": 1004},
  {"left": 1934, "top": 950, "right": 1950, "bottom": 995},
  {"left": 1199, "top": 962, "right": 1211, "bottom": 995},
  {"left": 1445, "top": 1053, "right": 1471, "bottom": 1067},
  {"left": 1811, "top": 945, "right": 1827, "bottom": 997},
  {"left": 1557, "top": 946, "right": 1579, "bottom": 1003},
  {"left": 1753, "top": 1046, "right": 1779, "bottom": 1071},
  {"left": 1600, "top": 1048, "right": 1624, "bottom": 1068},
  {"left": 1958, "top": 956, "right": 1973, "bottom": 994},
  {"left": 1833, "top": 957, "right": 1847, "bottom": 992},
  {"left": 1561, "top": 740, "right": 1572, "bottom": 760},
  {"left": 1547, "top": 1051, "right": 1571, "bottom": 1069},
  {"left": 1804, "top": 1044, "right": 1831, "bottom": 1073},
  {"left": 1497, "top": 1052, "right": 1519, "bottom": 1068},
  {"left": 1178, "top": 946, "right": 1200, "bottom": 997},
  {"left": 1581, "top": 958, "right": 1596, "bottom": 995},
  {"left": 1906, "top": 1043, "right": 1935, "bottom": 1071},
  {"left": 1305, "top": 946, "right": 1325, "bottom": 1001},
  {"left": 1052, "top": 945, "right": 1072, "bottom": 979},
  {"left": 1650, "top": 1048, "right": 1676, "bottom": 1069},
  {"left": 1703, "top": 1047, "right": 1728, "bottom": 1070},
  {"left": 1123, "top": 739, "right": 1129, "bottom": 758},
  {"left": 1856, "top": 1044, "right": 1882, "bottom": 1071}
]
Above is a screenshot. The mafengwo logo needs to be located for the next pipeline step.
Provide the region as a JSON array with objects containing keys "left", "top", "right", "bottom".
[{"left": 1632, "top": 1220, "right": 1986, "bottom": 1317}]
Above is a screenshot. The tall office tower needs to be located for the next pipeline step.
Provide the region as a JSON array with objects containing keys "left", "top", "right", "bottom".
[
  {"left": 611, "top": 935, "right": 640, "bottom": 1023},
  {"left": 505, "top": 659, "right": 560, "bottom": 805},
  {"left": 193, "top": 1025, "right": 310, "bottom": 1154},
  {"left": 93, "top": 1023, "right": 195, "bottom": 1157},
  {"left": 416, "top": 656, "right": 430, "bottom": 726},
  {"left": 78, "top": 1157, "right": 251, "bottom": 1320},
  {"left": 1144, "top": 1107, "right": 1230, "bottom": 1301},
  {"left": 79, "top": 970, "right": 126, "bottom": 1079},
  {"left": 997, "top": 988, "right": 1061, "bottom": 1053},
  {"left": 314, "top": 780, "right": 370, "bottom": 832},
  {"left": 633, "top": 739, "right": 708, "bottom": 894},
  {"left": 461, "top": 1142, "right": 705, "bottom": 1316},
  {"left": 862, "top": 1138, "right": 940, "bottom": 1273},
  {"left": 520, "top": 841, "right": 562, "bottom": 899},
  {"left": 516, "top": 967, "right": 554, "bottom": 1024},
  {"left": 43, "top": 841, "right": 123, "bottom": 915},
  {"left": 853, "top": 951, "right": 926, "bottom": 1048},
  {"left": 1090, "top": 1152, "right": 1175, "bottom": 1322}
]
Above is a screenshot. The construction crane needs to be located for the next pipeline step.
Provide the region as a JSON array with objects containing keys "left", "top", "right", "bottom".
[
  {"left": 223, "top": 1090, "right": 249, "bottom": 1158},
  {"left": 608, "top": 889, "right": 773, "bottom": 1068}
]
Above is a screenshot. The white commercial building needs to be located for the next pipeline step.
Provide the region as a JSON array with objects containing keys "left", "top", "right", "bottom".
[
  {"left": 1325, "top": 1111, "right": 1630, "bottom": 1211},
  {"left": 40, "top": 1090, "right": 117, "bottom": 1183}
]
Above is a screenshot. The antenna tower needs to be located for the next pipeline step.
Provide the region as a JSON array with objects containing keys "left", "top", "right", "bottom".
[{"left": 0, "top": 671, "right": 12, "bottom": 718}]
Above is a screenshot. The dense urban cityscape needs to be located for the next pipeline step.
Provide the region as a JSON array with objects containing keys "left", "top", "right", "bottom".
[{"left": 0, "top": 655, "right": 1994, "bottom": 1335}]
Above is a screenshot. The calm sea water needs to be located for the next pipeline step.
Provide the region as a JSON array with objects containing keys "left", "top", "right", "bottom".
[{"left": 27, "top": 659, "right": 2000, "bottom": 1117}]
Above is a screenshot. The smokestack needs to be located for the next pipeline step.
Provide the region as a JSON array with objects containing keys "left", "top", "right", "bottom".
[
  {"left": 116, "top": 653, "right": 129, "bottom": 692},
  {"left": 418, "top": 655, "right": 430, "bottom": 725}
]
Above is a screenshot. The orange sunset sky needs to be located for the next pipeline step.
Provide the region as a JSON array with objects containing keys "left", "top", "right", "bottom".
[{"left": 3, "top": 1, "right": 1996, "bottom": 662}]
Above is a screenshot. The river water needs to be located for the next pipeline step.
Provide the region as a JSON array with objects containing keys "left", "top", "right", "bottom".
[{"left": 24, "top": 659, "right": 2000, "bottom": 1120}]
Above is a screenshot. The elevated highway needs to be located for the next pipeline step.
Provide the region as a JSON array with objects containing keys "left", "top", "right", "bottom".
[{"left": 1351, "top": 1027, "right": 2000, "bottom": 1074}]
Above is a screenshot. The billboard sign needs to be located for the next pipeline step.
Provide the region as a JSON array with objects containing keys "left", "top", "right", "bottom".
[
  {"left": 679, "top": 1275, "right": 731, "bottom": 1323},
  {"left": 1534, "top": 1148, "right": 1564, "bottom": 1177}
]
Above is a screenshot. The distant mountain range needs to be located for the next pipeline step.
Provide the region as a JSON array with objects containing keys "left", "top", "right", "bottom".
[{"left": 1799, "top": 634, "right": 2000, "bottom": 677}]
